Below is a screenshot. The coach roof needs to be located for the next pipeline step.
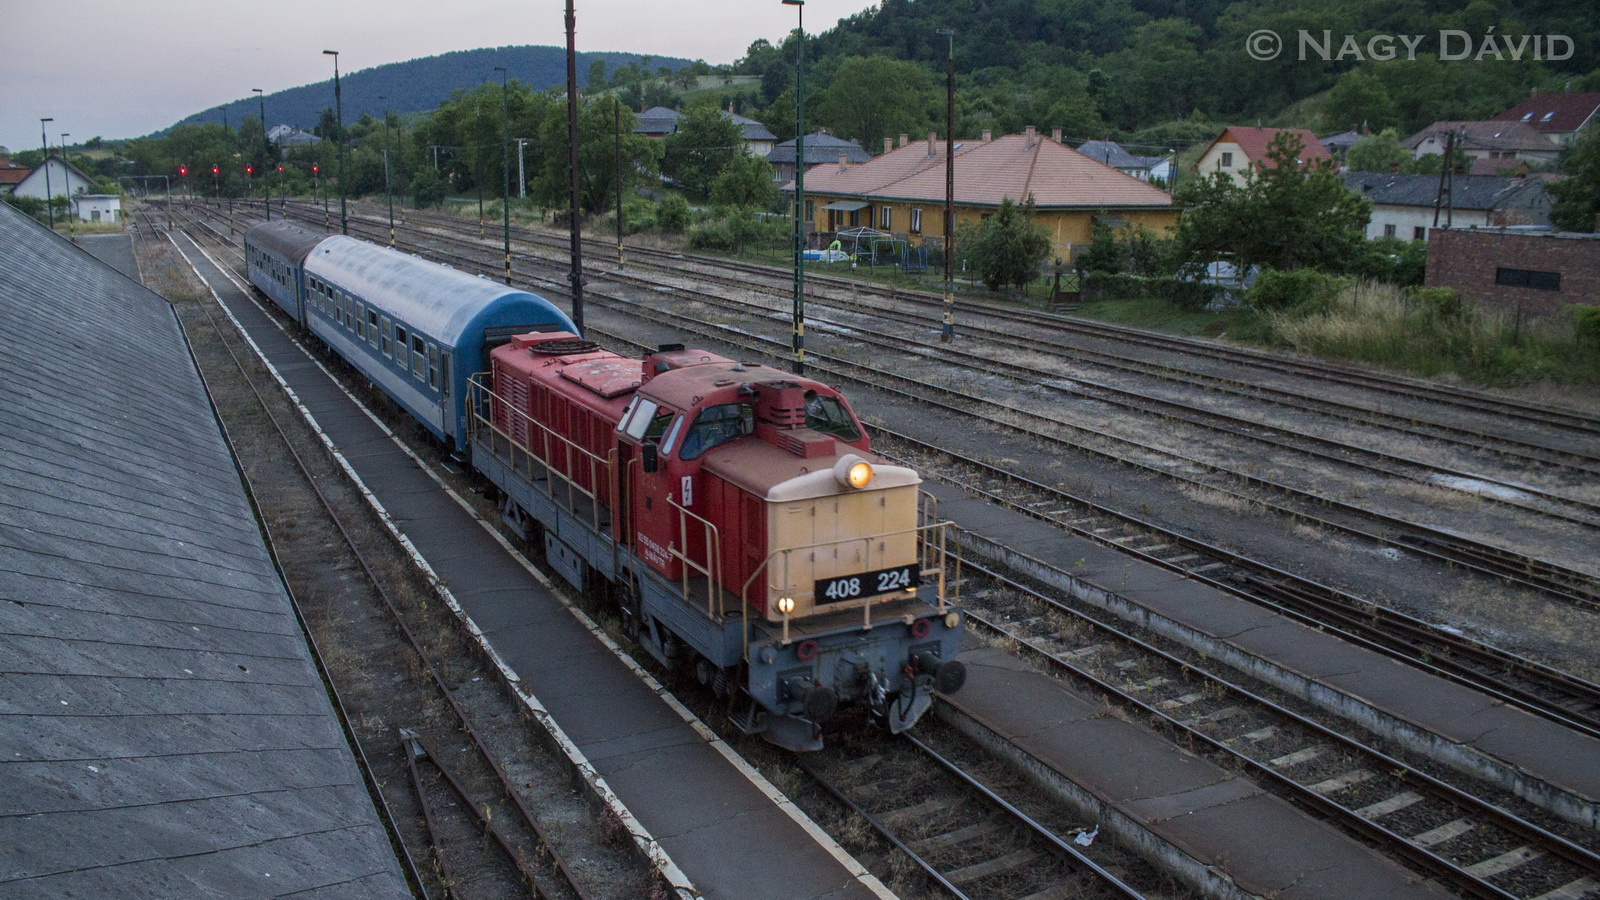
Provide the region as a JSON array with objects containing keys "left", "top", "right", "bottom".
[{"left": 306, "top": 235, "right": 574, "bottom": 344}]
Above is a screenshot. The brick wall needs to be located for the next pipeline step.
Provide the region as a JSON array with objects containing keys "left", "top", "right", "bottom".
[{"left": 1425, "top": 228, "right": 1600, "bottom": 319}]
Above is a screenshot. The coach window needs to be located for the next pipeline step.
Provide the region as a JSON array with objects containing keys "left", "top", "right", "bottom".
[
  {"left": 679, "top": 403, "right": 753, "bottom": 461},
  {"left": 379, "top": 317, "right": 392, "bottom": 356},
  {"left": 367, "top": 310, "right": 380, "bottom": 348},
  {"left": 411, "top": 335, "right": 427, "bottom": 378},
  {"left": 427, "top": 344, "right": 441, "bottom": 389},
  {"left": 805, "top": 390, "right": 863, "bottom": 441},
  {"left": 395, "top": 325, "right": 409, "bottom": 366}
]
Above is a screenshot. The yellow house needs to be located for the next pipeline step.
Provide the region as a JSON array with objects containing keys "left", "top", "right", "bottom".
[{"left": 784, "top": 127, "right": 1178, "bottom": 262}]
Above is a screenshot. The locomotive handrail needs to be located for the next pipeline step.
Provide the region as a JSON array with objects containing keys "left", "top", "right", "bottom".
[
  {"left": 663, "top": 494, "right": 725, "bottom": 620},
  {"left": 466, "top": 375, "right": 612, "bottom": 532}
]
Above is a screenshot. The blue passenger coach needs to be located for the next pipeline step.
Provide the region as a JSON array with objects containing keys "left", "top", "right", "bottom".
[
  {"left": 243, "top": 223, "right": 575, "bottom": 453},
  {"left": 245, "top": 220, "right": 325, "bottom": 321}
]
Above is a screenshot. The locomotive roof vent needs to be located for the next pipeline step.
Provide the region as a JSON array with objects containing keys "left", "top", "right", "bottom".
[
  {"left": 528, "top": 338, "right": 600, "bottom": 356},
  {"left": 754, "top": 381, "right": 806, "bottom": 429}
]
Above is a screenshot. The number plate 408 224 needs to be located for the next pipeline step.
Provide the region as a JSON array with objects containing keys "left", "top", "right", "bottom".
[{"left": 814, "top": 565, "right": 916, "bottom": 606}]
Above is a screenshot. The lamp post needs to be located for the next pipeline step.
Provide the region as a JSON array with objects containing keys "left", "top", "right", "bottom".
[
  {"left": 39, "top": 118, "right": 54, "bottom": 229},
  {"left": 61, "top": 133, "right": 73, "bottom": 239},
  {"left": 783, "top": 0, "right": 806, "bottom": 375},
  {"left": 323, "top": 50, "right": 347, "bottom": 235},
  {"left": 564, "top": 0, "right": 584, "bottom": 331},
  {"left": 614, "top": 98, "right": 624, "bottom": 264},
  {"left": 381, "top": 95, "right": 395, "bottom": 246},
  {"left": 937, "top": 27, "right": 956, "bottom": 342},
  {"left": 495, "top": 67, "right": 511, "bottom": 282},
  {"left": 253, "top": 88, "right": 269, "bottom": 220}
]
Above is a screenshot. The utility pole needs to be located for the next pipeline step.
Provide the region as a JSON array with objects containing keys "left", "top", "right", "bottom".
[
  {"left": 496, "top": 67, "right": 512, "bottom": 283},
  {"left": 565, "top": 0, "right": 585, "bottom": 330},
  {"left": 938, "top": 27, "right": 956, "bottom": 342}
]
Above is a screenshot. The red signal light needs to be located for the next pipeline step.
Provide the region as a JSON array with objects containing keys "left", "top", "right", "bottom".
[
  {"left": 312, "top": 164, "right": 319, "bottom": 174},
  {"left": 277, "top": 165, "right": 284, "bottom": 173},
  {"left": 179, "top": 165, "right": 188, "bottom": 176},
  {"left": 212, "top": 165, "right": 219, "bottom": 175},
  {"left": 246, "top": 165, "right": 253, "bottom": 175}
]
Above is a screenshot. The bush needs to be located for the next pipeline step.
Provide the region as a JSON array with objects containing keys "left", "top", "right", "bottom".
[
  {"left": 1248, "top": 268, "right": 1349, "bottom": 313},
  {"left": 1408, "top": 286, "right": 1465, "bottom": 320},
  {"left": 1349, "top": 237, "right": 1426, "bottom": 286},
  {"left": 658, "top": 193, "right": 691, "bottom": 233},
  {"left": 1573, "top": 304, "right": 1600, "bottom": 344},
  {"left": 687, "top": 206, "right": 783, "bottom": 253}
]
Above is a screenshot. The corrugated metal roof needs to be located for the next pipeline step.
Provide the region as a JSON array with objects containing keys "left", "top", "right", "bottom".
[
  {"left": 0, "top": 204, "right": 407, "bottom": 897},
  {"left": 1342, "top": 171, "right": 1548, "bottom": 210}
]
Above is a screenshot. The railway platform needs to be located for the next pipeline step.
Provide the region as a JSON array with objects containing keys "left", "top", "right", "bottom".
[
  {"left": 923, "top": 478, "right": 1600, "bottom": 887},
  {"left": 167, "top": 230, "right": 886, "bottom": 900}
]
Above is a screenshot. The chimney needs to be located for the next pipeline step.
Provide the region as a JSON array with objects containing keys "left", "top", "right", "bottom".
[
  {"left": 1389, "top": 161, "right": 1400, "bottom": 173},
  {"left": 982, "top": 129, "right": 992, "bottom": 142},
  {"left": 928, "top": 130, "right": 938, "bottom": 156},
  {"left": 899, "top": 133, "right": 909, "bottom": 147},
  {"left": 1024, "top": 125, "right": 1036, "bottom": 147},
  {"left": 1051, "top": 126, "right": 1063, "bottom": 143},
  {"left": 839, "top": 155, "right": 848, "bottom": 171},
  {"left": 884, "top": 137, "right": 893, "bottom": 154}
]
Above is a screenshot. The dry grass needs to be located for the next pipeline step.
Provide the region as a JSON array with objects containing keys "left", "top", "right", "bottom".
[{"left": 1178, "top": 483, "right": 1263, "bottom": 516}]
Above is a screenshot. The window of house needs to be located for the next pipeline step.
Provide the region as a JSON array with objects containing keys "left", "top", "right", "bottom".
[
  {"left": 1384, "top": 224, "right": 1397, "bottom": 238},
  {"left": 879, "top": 205, "right": 892, "bottom": 230},
  {"left": 1540, "top": 112, "right": 1555, "bottom": 122},
  {"left": 1220, "top": 152, "right": 1234, "bottom": 167},
  {"left": 910, "top": 208, "right": 923, "bottom": 234},
  {"left": 1521, "top": 112, "right": 1534, "bottom": 121},
  {"left": 1413, "top": 226, "right": 1426, "bottom": 240},
  {"left": 1495, "top": 267, "right": 1561, "bottom": 291},
  {"left": 804, "top": 200, "right": 814, "bottom": 221}
]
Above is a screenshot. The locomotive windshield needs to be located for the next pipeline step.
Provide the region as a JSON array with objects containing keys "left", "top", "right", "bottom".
[
  {"left": 679, "top": 403, "right": 754, "bottom": 460},
  {"left": 805, "top": 391, "right": 862, "bottom": 441}
]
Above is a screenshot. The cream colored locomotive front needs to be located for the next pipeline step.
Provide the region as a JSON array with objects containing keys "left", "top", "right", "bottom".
[{"left": 762, "top": 455, "right": 924, "bottom": 622}]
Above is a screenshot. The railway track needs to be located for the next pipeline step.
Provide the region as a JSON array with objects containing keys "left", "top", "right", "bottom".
[
  {"left": 952, "top": 557, "right": 1600, "bottom": 900},
  {"left": 166, "top": 201, "right": 1600, "bottom": 723},
  {"left": 800, "top": 731, "right": 1149, "bottom": 899},
  {"left": 138, "top": 209, "right": 657, "bottom": 900},
  {"left": 223, "top": 199, "right": 1600, "bottom": 608},
  {"left": 153, "top": 203, "right": 1600, "bottom": 896}
]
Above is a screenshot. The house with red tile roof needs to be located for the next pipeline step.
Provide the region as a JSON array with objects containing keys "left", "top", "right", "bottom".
[
  {"left": 1492, "top": 92, "right": 1600, "bottom": 147},
  {"left": 1193, "top": 126, "right": 1331, "bottom": 185},
  {"left": 0, "top": 157, "right": 30, "bottom": 194},
  {"left": 786, "top": 126, "right": 1177, "bottom": 257}
]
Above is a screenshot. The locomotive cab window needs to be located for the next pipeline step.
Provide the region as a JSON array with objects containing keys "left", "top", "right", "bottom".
[
  {"left": 679, "top": 403, "right": 754, "bottom": 460},
  {"left": 805, "top": 391, "right": 863, "bottom": 441}
]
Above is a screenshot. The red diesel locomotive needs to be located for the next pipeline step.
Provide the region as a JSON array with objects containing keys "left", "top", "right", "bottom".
[{"left": 469, "top": 334, "right": 965, "bottom": 750}]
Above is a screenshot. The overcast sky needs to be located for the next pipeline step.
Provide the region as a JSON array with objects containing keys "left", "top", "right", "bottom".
[{"left": 3, "top": 0, "right": 877, "bottom": 155}]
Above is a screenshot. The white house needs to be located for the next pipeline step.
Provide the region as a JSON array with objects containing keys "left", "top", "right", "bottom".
[
  {"left": 11, "top": 156, "right": 96, "bottom": 201},
  {"left": 1343, "top": 172, "right": 1554, "bottom": 242},
  {"left": 72, "top": 194, "right": 122, "bottom": 224}
]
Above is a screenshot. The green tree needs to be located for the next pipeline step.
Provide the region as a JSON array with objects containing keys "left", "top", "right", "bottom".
[
  {"left": 1549, "top": 129, "right": 1600, "bottom": 233},
  {"left": 1175, "top": 132, "right": 1371, "bottom": 273},
  {"left": 1346, "top": 129, "right": 1409, "bottom": 174},
  {"left": 809, "top": 56, "right": 935, "bottom": 151},
  {"left": 535, "top": 96, "right": 660, "bottom": 214},
  {"left": 964, "top": 196, "right": 1052, "bottom": 293},
  {"left": 1320, "top": 70, "right": 1398, "bottom": 134},
  {"left": 662, "top": 102, "right": 744, "bottom": 199},
  {"left": 709, "top": 152, "right": 777, "bottom": 209}
]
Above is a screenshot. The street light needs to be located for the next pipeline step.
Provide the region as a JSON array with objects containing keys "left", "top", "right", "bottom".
[
  {"left": 783, "top": 0, "right": 806, "bottom": 375},
  {"left": 937, "top": 27, "right": 956, "bottom": 342},
  {"left": 40, "top": 118, "right": 54, "bottom": 229},
  {"left": 495, "top": 67, "right": 512, "bottom": 282},
  {"left": 381, "top": 94, "right": 394, "bottom": 246},
  {"left": 254, "top": 88, "right": 269, "bottom": 220},
  {"left": 324, "top": 50, "right": 347, "bottom": 235}
]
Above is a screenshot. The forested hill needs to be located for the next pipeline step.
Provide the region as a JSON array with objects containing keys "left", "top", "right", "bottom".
[
  {"left": 777, "top": 0, "right": 1599, "bottom": 141},
  {"left": 169, "top": 46, "right": 689, "bottom": 135}
]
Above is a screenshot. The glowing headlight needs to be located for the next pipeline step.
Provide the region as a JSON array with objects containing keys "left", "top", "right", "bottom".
[
  {"left": 776, "top": 596, "right": 796, "bottom": 614},
  {"left": 944, "top": 612, "right": 961, "bottom": 629},
  {"left": 833, "top": 454, "right": 873, "bottom": 489}
]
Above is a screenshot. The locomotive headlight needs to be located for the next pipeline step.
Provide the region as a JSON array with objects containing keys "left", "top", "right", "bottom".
[
  {"left": 833, "top": 454, "right": 873, "bottom": 489},
  {"left": 776, "top": 596, "right": 796, "bottom": 614},
  {"left": 945, "top": 612, "right": 961, "bottom": 629}
]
